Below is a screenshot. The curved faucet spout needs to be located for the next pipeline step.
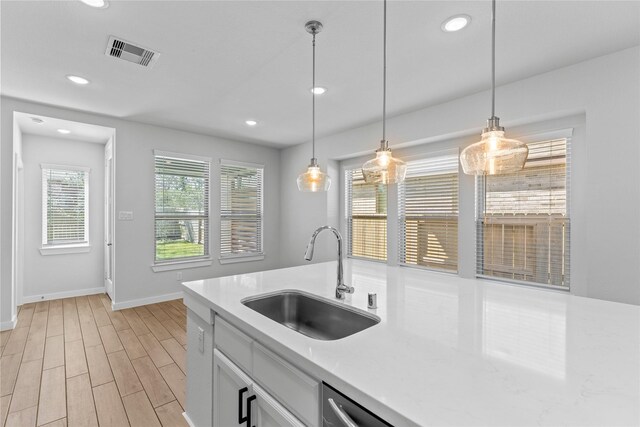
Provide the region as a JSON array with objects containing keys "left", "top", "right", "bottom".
[
  {"left": 304, "top": 226, "right": 354, "bottom": 299},
  {"left": 305, "top": 226, "right": 341, "bottom": 261}
]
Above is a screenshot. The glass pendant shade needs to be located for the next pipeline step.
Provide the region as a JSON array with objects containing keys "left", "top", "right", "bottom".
[
  {"left": 297, "top": 20, "right": 331, "bottom": 192},
  {"left": 362, "top": 144, "right": 407, "bottom": 184},
  {"left": 297, "top": 161, "right": 331, "bottom": 192},
  {"left": 460, "top": 0, "right": 529, "bottom": 175},
  {"left": 460, "top": 129, "right": 528, "bottom": 175},
  {"left": 361, "top": 0, "right": 406, "bottom": 185}
]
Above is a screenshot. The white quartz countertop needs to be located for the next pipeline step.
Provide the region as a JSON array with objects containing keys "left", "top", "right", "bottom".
[{"left": 182, "top": 260, "right": 640, "bottom": 426}]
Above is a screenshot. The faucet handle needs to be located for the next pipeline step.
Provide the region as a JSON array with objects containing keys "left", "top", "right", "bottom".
[
  {"left": 339, "top": 283, "right": 354, "bottom": 293},
  {"left": 335, "top": 283, "right": 355, "bottom": 299}
]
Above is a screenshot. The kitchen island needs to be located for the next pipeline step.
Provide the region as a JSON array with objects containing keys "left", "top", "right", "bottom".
[{"left": 182, "top": 259, "right": 639, "bottom": 426}]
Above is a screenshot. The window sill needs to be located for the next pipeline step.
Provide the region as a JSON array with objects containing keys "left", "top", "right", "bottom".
[
  {"left": 219, "top": 254, "right": 265, "bottom": 265},
  {"left": 40, "top": 245, "right": 91, "bottom": 256},
  {"left": 399, "top": 263, "right": 459, "bottom": 275},
  {"left": 151, "top": 258, "right": 213, "bottom": 272},
  {"left": 476, "top": 274, "right": 570, "bottom": 293},
  {"left": 346, "top": 255, "right": 387, "bottom": 264}
]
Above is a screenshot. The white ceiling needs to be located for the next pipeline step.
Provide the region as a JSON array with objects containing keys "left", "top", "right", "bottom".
[
  {"left": 15, "top": 112, "right": 114, "bottom": 144},
  {"left": 1, "top": 1, "right": 639, "bottom": 148}
]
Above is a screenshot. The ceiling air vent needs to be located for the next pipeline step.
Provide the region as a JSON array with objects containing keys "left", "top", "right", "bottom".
[{"left": 105, "top": 36, "right": 160, "bottom": 68}]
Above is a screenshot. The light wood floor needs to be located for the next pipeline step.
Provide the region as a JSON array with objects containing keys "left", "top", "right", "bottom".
[{"left": 0, "top": 295, "right": 189, "bottom": 427}]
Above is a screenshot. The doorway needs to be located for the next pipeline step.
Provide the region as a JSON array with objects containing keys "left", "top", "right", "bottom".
[
  {"left": 11, "top": 112, "right": 116, "bottom": 308},
  {"left": 104, "top": 137, "right": 115, "bottom": 301}
]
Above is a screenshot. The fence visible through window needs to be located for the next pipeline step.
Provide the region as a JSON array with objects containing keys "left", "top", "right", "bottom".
[
  {"left": 398, "top": 152, "right": 459, "bottom": 272},
  {"left": 346, "top": 168, "right": 387, "bottom": 261},
  {"left": 220, "top": 161, "right": 264, "bottom": 259},
  {"left": 477, "top": 138, "right": 570, "bottom": 288}
]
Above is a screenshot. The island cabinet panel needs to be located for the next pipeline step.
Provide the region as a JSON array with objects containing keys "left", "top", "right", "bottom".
[
  {"left": 253, "top": 383, "right": 305, "bottom": 427},
  {"left": 212, "top": 315, "right": 320, "bottom": 427},
  {"left": 183, "top": 293, "right": 213, "bottom": 324},
  {"left": 214, "top": 349, "right": 304, "bottom": 427},
  {"left": 253, "top": 343, "right": 319, "bottom": 427},
  {"left": 213, "top": 350, "right": 253, "bottom": 427},
  {"left": 185, "top": 307, "right": 214, "bottom": 427},
  {"left": 214, "top": 317, "right": 253, "bottom": 374}
]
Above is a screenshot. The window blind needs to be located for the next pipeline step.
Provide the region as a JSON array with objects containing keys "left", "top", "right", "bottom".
[
  {"left": 42, "top": 167, "right": 89, "bottom": 246},
  {"left": 398, "top": 153, "right": 459, "bottom": 272},
  {"left": 476, "top": 138, "right": 570, "bottom": 287},
  {"left": 220, "top": 161, "right": 263, "bottom": 258},
  {"left": 345, "top": 168, "right": 387, "bottom": 261},
  {"left": 155, "top": 153, "right": 210, "bottom": 261}
]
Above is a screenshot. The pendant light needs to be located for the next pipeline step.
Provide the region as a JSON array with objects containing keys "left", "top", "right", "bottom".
[
  {"left": 362, "top": 0, "right": 406, "bottom": 185},
  {"left": 297, "top": 20, "right": 331, "bottom": 192},
  {"left": 460, "top": 0, "right": 528, "bottom": 175}
]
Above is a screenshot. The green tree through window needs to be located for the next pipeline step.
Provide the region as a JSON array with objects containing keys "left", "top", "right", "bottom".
[{"left": 154, "top": 153, "right": 210, "bottom": 261}]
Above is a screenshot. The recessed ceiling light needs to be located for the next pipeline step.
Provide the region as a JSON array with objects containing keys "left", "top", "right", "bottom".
[
  {"left": 310, "top": 87, "right": 327, "bottom": 95},
  {"left": 442, "top": 15, "right": 471, "bottom": 32},
  {"left": 245, "top": 120, "right": 257, "bottom": 126},
  {"left": 66, "top": 75, "right": 90, "bottom": 85},
  {"left": 80, "top": 0, "right": 109, "bottom": 8},
  {"left": 57, "top": 129, "right": 71, "bottom": 134},
  {"left": 31, "top": 117, "right": 44, "bottom": 124}
]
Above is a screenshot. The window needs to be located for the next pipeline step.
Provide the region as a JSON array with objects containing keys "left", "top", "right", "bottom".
[
  {"left": 345, "top": 168, "right": 387, "bottom": 261},
  {"left": 399, "top": 152, "right": 459, "bottom": 272},
  {"left": 42, "top": 165, "right": 89, "bottom": 247},
  {"left": 220, "top": 160, "right": 264, "bottom": 261},
  {"left": 476, "top": 137, "right": 570, "bottom": 287},
  {"left": 154, "top": 152, "right": 210, "bottom": 262}
]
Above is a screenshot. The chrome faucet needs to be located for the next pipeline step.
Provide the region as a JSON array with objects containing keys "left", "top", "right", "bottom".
[{"left": 304, "top": 226, "right": 354, "bottom": 299}]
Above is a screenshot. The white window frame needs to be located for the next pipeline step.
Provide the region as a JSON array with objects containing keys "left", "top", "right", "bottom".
[
  {"left": 152, "top": 150, "right": 212, "bottom": 271},
  {"left": 343, "top": 163, "right": 388, "bottom": 263},
  {"left": 475, "top": 128, "right": 573, "bottom": 290},
  {"left": 40, "top": 164, "right": 90, "bottom": 255},
  {"left": 338, "top": 119, "right": 580, "bottom": 292},
  {"left": 398, "top": 149, "right": 460, "bottom": 273},
  {"left": 219, "top": 159, "right": 265, "bottom": 264}
]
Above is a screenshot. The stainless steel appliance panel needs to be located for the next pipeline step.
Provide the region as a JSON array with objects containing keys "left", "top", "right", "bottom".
[{"left": 322, "top": 383, "right": 393, "bottom": 427}]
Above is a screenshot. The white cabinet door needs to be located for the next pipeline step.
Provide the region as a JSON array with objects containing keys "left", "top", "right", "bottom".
[
  {"left": 252, "top": 383, "right": 305, "bottom": 427},
  {"left": 213, "top": 349, "right": 253, "bottom": 427},
  {"left": 214, "top": 348, "right": 306, "bottom": 427},
  {"left": 186, "top": 309, "right": 214, "bottom": 427}
]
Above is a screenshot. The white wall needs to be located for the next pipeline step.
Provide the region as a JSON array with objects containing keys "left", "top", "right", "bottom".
[
  {"left": 1, "top": 97, "right": 282, "bottom": 323},
  {"left": 280, "top": 46, "right": 640, "bottom": 305},
  {"left": 21, "top": 135, "right": 105, "bottom": 301},
  {"left": 1, "top": 46, "right": 638, "bottom": 328},
  {"left": 3, "top": 118, "right": 23, "bottom": 329}
]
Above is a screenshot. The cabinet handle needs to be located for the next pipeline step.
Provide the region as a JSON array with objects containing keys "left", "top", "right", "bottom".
[
  {"left": 246, "top": 394, "right": 256, "bottom": 427},
  {"left": 328, "top": 398, "right": 358, "bottom": 427},
  {"left": 238, "top": 387, "right": 256, "bottom": 427},
  {"left": 238, "top": 387, "right": 248, "bottom": 424}
]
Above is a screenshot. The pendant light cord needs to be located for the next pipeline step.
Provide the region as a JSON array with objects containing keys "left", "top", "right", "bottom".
[
  {"left": 491, "top": 0, "right": 496, "bottom": 119},
  {"left": 312, "top": 30, "right": 316, "bottom": 160},
  {"left": 382, "top": 0, "right": 387, "bottom": 144}
]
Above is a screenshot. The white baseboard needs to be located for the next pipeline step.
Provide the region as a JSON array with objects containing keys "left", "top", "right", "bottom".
[
  {"left": 182, "top": 412, "right": 196, "bottom": 427},
  {"left": 21, "top": 287, "right": 105, "bottom": 304},
  {"left": 112, "top": 291, "right": 184, "bottom": 311},
  {"left": 0, "top": 315, "right": 17, "bottom": 331}
]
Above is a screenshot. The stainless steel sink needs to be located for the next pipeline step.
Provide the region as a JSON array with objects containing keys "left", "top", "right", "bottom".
[{"left": 241, "top": 290, "right": 380, "bottom": 340}]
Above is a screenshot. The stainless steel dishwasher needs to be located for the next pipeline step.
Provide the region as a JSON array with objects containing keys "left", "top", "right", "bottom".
[{"left": 322, "top": 383, "right": 393, "bottom": 427}]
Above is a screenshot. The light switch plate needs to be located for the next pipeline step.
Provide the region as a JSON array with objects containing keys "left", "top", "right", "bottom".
[{"left": 118, "top": 211, "right": 134, "bottom": 221}]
